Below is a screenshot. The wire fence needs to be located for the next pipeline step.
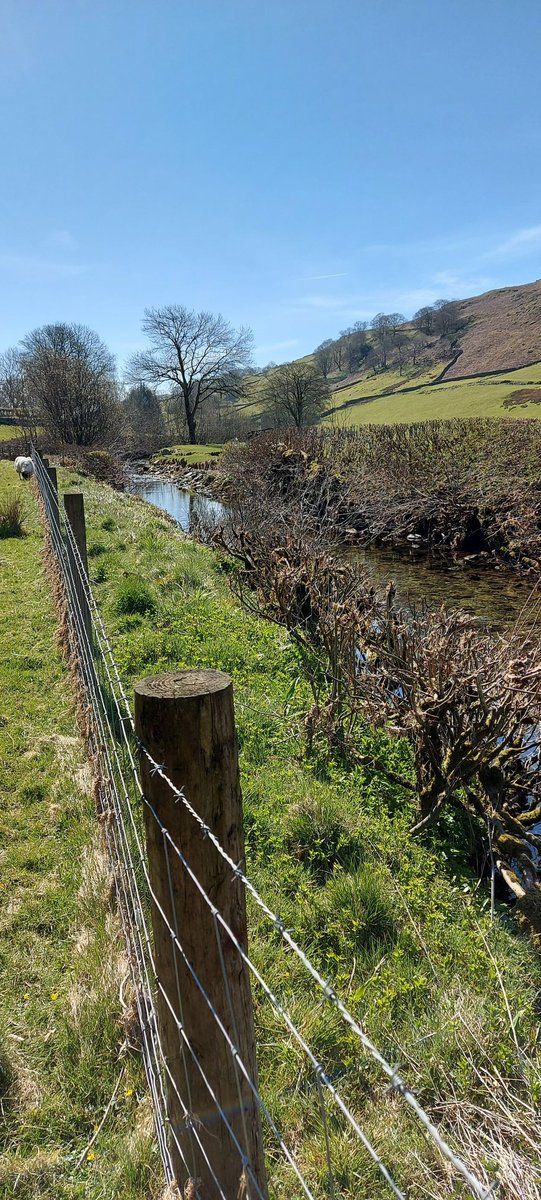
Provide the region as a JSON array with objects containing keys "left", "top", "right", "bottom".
[{"left": 32, "top": 448, "right": 499, "bottom": 1200}]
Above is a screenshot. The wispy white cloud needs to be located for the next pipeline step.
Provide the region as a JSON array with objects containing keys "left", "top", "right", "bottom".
[
  {"left": 487, "top": 225, "right": 541, "bottom": 259},
  {"left": 0, "top": 252, "right": 87, "bottom": 280},
  {"left": 304, "top": 271, "right": 348, "bottom": 281}
]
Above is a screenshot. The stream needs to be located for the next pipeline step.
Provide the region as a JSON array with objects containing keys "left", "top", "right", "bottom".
[{"left": 126, "top": 473, "right": 538, "bottom": 632}]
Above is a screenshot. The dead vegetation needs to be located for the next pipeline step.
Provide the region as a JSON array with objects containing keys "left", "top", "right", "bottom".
[
  {"left": 211, "top": 461, "right": 541, "bottom": 940},
  {"left": 222, "top": 421, "right": 541, "bottom": 565}
]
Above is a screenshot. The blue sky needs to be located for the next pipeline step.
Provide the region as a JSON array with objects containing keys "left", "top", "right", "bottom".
[{"left": 1, "top": 0, "right": 541, "bottom": 370}]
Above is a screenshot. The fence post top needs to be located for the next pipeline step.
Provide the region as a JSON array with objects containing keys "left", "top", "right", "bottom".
[{"left": 135, "top": 669, "right": 232, "bottom": 701}]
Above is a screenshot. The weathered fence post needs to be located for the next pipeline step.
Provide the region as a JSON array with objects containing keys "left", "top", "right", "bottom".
[
  {"left": 63, "top": 491, "right": 91, "bottom": 647},
  {"left": 134, "top": 670, "right": 268, "bottom": 1200}
]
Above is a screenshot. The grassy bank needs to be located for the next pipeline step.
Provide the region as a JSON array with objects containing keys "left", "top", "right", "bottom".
[
  {"left": 151, "top": 442, "right": 224, "bottom": 466},
  {"left": 0, "top": 461, "right": 160, "bottom": 1199},
  {"left": 44, "top": 468, "right": 541, "bottom": 1196},
  {"left": 224, "top": 421, "right": 541, "bottom": 566}
]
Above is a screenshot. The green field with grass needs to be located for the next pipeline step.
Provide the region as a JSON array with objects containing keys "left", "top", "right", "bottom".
[
  {"left": 326, "top": 361, "right": 541, "bottom": 426},
  {"left": 152, "top": 441, "right": 224, "bottom": 465},
  {"left": 2, "top": 463, "right": 540, "bottom": 1195},
  {"left": 0, "top": 462, "right": 160, "bottom": 1199},
  {"left": 0, "top": 423, "right": 22, "bottom": 441}
]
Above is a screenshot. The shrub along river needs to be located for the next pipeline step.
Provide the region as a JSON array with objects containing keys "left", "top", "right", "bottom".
[{"left": 127, "top": 473, "right": 538, "bottom": 632}]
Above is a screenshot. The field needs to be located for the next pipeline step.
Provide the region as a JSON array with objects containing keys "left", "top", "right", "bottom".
[
  {"left": 325, "top": 361, "right": 541, "bottom": 426},
  {"left": 0, "top": 423, "right": 22, "bottom": 442}
]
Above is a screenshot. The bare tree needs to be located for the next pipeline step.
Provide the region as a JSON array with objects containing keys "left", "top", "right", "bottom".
[
  {"left": 332, "top": 338, "right": 345, "bottom": 372},
  {"left": 394, "top": 331, "right": 410, "bottom": 374},
  {"left": 314, "top": 339, "right": 334, "bottom": 378},
  {"left": 123, "top": 383, "right": 166, "bottom": 452},
  {"left": 413, "top": 306, "right": 434, "bottom": 336},
  {"left": 345, "top": 332, "right": 371, "bottom": 374},
  {"left": 433, "top": 299, "right": 463, "bottom": 340},
  {"left": 20, "top": 323, "right": 117, "bottom": 446},
  {"left": 128, "top": 305, "right": 254, "bottom": 444},
  {"left": 261, "top": 362, "right": 330, "bottom": 427},
  {"left": 0, "top": 347, "right": 40, "bottom": 442},
  {"left": 371, "top": 313, "right": 394, "bottom": 368},
  {"left": 388, "top": 312, "right": 405, "bottom": 337}
]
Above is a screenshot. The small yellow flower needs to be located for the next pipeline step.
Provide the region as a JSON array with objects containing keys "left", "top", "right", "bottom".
[
  {"left": 124, "top": 1087, "right": 134, "bottom": 1098},
  {"left": 86, "top": 1150, "right": 96, "bottom": 1162},
  {"left": 50, "top": 991, "right": 59, "bottom": 1001},
  {"left": 23, "top": 993, "right": 30, "bottom": 1001}
]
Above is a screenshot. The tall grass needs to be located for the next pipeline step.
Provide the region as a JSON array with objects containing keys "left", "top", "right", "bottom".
[{"left": 0, "top": 492, "right": 25, "bottom": 538}]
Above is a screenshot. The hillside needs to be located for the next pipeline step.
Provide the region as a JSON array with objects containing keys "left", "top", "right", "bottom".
[
  {"left": 448, "top": 278, "right": 541, "bottom": 378},
  {"left": 308, "top": 278, "right": 541, "bottom": 426},
  {"left": 326, "top": 360, "right": 541, "bottom": 426},
  {"left": 237, "top": 278, "right": 541, "bottom": 434}
]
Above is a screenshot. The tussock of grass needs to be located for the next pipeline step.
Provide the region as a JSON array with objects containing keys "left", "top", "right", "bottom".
[
  {"left": 113, "top": 576, "right": 157, "bottom": 616},
  {"left": 0, "top": 491, "right": 25, "bottom": 537}
]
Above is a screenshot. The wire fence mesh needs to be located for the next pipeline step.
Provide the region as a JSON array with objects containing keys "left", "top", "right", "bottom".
[{"left": 32, "top": 448, "right": 499, "bottom": 1200}]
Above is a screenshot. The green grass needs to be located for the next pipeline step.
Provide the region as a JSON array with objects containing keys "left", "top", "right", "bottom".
[
  {"left": 328, "top": 362, "right": 446, "bottom": 409},
  {"left": 0, "top": 423, "right": 22, "bottom": 441},
  {"left": 0, "top": 462, "right": 160, "bottom": 1199},
  {"left": 152, "top": 441, "right": 224, "bottom": 465},
  {"left": 3, "top": 463, "right": 539, "bottom": 1195},
  {"left": 325, "top": 361, "right": 541, "bottom": 426},
  {"left": 46, "top": 469, "right": 541, "bottom": 1197}
]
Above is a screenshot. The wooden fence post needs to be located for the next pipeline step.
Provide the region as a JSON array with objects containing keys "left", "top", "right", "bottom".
[
  {"left": 134, "top": 669, "right": 268, "bottom": 1200},
  {"left": 63, "top": 491, "right": 91, "bottom": 647}
]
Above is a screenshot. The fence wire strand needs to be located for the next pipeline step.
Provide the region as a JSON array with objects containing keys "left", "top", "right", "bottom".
[{"left": 32, "top": 449, "right": 498, "bottom": 1200}]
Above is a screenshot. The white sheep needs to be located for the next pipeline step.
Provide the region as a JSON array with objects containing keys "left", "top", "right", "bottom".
[{"left": 14, "top": 455, "right": 34, "bottom": 480}]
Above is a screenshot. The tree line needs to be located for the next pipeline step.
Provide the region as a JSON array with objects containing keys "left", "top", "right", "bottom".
[
  {"left": 314, "top": 299, "right": 464, "bottom": 379},
  {"left": 0, "top": 298, "right": 465, "bottom": 450},
  {"left": 0, "top": 306, "right": 336, "bottom": 448}
]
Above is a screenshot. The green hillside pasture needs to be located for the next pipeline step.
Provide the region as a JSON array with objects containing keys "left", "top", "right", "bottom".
[
  {"left": 238, "top": 361, "right": 446, "bottom": 422},
  {"left": 326, "top": 361, "right": 541, "bottom": 426},
  {"left": 328, "top": 362, "right": 447, "bottom": 410}
]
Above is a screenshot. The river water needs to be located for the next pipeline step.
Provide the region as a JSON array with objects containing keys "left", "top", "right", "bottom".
[
  {"left": 126, "top": 474, "right": 539, "bottom": 632},
  {"left": 127, "top": 474, "right": 226, "bottom": 531}
]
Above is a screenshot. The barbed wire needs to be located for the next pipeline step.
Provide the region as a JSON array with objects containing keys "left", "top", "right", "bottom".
[{"left": 32, "top": 449, "right": 499, "bottom": 1200}]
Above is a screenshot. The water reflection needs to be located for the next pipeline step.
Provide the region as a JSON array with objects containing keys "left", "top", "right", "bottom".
[
  {"left": 127, "top": 475, "right": 226, "bottom": 532},
  {"left": 351, "top": 545, "right": 537, "bottom": 632},
  {"left": 127, "top": 475, "right": 538, "bottom": 633}
]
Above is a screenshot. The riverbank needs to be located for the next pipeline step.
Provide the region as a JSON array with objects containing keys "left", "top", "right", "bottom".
[
  {"left": 147, "top": 441, "right": 227, "bottom": 498},
  {"left": 35, "top": 466, "right": 541, "bottom": 1196},
  {"left": 222, "top": 422, "right": 541, "bottom": 572},
  {"left": 0, "top": 461, "right": 159, "bottom": 1199}
]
